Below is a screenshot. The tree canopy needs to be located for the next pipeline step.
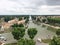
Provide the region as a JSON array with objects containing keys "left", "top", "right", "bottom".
[
  {"left": 49, "top": 36, "right": 60, "bottom": 45},
  {"left": 27, "top": 28, "right": 37, "bottom": 39},
  {"left": 17, "top": 38, "right": 35, "bottom": 45},
  {"left": 12, "top": 27, "right": 25, "bottom": 40}
]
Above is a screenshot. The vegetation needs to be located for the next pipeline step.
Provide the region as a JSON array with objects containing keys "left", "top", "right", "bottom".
[
  {"left": 47, "top": 18, "right": 60, "bottom": 25},
  {"left": 12, "top": 24, "right": 24, "bottom": 27},
  {"left": 25, "top": 19, "right": 29, "bottom": 23},
  {"left": 18, "top": 24, "right": 24, "bottom": 27},
  {"left": 42, "top": 19, "right": 46, "bottom": 23},
  {"left": 56, "top": 29, "right": 60, "bottom": 36},
  {"left": 17, "top": 38, "right": 35, "bottom": 45},
  {"left": 49, "top": 36, "right": 60, "bottom": 45},
  {"left": 47, "top": 26, "right": 58, "bottom": 32},
  {"left": 4, "top": 16, "right": 14, "bottom": 22},
  {"left": 1, "top": 16, "right": 38, "bottom": 45},
  {"left": 27, "top": 28, "right": 37, "bottom": 39},
  {"left": 31, "top": 16, "right": 36, "bottom": 20},
  {"left": 36, "top": 18, "right": 41, "bottom": 22},
  {"left": 19, "top": 17, "right": 22, "bottom": 20},
  {"left": 24, "top": 16, "right": 29, "bottom": 19},
  {"left": 42, "top": 39, "right": 51, "bottom": 43},
  {"left": 12, "top": 27, "right": 25, "bottom": 40}
]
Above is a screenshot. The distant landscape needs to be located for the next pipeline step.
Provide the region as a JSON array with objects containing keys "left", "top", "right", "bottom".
[{"left": 0, "top": 15, "right": 60, "bottom": 45}]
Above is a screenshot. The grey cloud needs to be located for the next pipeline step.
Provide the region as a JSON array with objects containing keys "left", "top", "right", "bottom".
[
  {"left": 46, "top": 0, "right": 60, "bottom": 5},
  {"left": 54, "top": 7, "right": 60, "bottom": 10},
  {"left": 0, "top": 0, "right": 60, "bottom": 15},
  {"left": 9, "top": 0, "right": 18, "bottom": 1}
]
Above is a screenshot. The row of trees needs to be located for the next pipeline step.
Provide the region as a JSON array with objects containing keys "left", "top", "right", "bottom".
[
  {"left": 4, "top": 16, "right": 14, "bottom": 22},
  {"left": 19, "top": 16, "right": 29, "bottom": 23},
  {"left": 12, "top": 28, "right": 37, "bottom": 45},
  {"left": 11, "top": 24, "right": 24, "bottom": 27},
  {"left": 31, "top": 16, "right": 36, "bottom": 20},
  {"left": 47, "top": 18, "right": 60, "bottom": 24},
  {"left": 12, "top": 27, "right": 37, "bottom": 40},
  {"left": 3, "top": 16, "right": 29, "bottom": 23},
  {"left": 12, "top": 25, "right": 37, "bottom": 45}
]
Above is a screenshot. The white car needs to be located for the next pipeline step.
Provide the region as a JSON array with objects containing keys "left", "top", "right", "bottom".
[
  {"left": 0, "top": 34, "right": 2, "bottom": 37},
  {"left": 37, "top": 38, "right": 41, "bottom": 43},
  {"left": 0, "top": 34, "right": 7, "bottom": 41}
]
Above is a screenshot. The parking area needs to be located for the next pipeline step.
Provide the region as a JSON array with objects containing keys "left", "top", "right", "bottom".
[{"left": 0, "top": 32, "right": 17, "bottom": 44}]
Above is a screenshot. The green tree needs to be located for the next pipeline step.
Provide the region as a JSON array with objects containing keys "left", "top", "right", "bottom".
[
  {"left": 25, "top": 18, "right": 29, "bottom": 24},
  {"left": 49, "top": 36, "right": 57, "bottom": 45},
  {"left": 31, "top": 16, "right": 36, "bottom": 20},
  {"left": 37, "top": 18, "right": 40, "bottom": 22},
  {"left": 19, "top": 17, "right": 22, "bottom": 21},
  {"left": 12, "top": 27, "right": 25, "bottom": 40},
  {"left": 19, "top": 24, "right": 24, "bottom": 27},
  {"left": 49, "top": 36, "right": 60, "bottom": 45},
  {"left": 12, "top": 29, "right": 20, "bottom": 40},
  {"left": 12, "top": 23, "right": 18, "bottom": 27},
  {"left": 27, "top": 28, "right": 37, "bottom": 39},
  {"left": 28, "top": 39, "right": 35, "bottom": 45},
  {"left": 17, "top": 38, "right": 35, "bottom": 45},
  {"left": 42, "top": 19, "right": 46, "bottom": 23},
  {"left": 56, "top": 29, "right": 60, "bottom": 36},
  {"left": 12, "top": 24, "right": 24, "bottom": 27}
]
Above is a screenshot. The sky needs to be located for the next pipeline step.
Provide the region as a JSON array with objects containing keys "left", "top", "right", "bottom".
[{"left": 0, "top": 0, "right": 60, "bottom": 15}]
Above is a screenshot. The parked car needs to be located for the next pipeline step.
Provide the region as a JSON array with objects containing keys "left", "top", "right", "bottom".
[
  {"left": 37, "top": 38, "right": 41, "bottom": 43},
  {"left": 0, "top": 34, "right": 7, "bottom": 41}
]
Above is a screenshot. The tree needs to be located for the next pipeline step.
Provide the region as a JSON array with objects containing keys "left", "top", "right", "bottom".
[
  {"left": 42, "top": 19, "right": 46, "bottom": 23},
  {"left": 12, "top": 23, "right": 18, "bottom": 27},
  {"left": 25, "top": 18, "right": 29, "bottom": 24},
  {"left": 12, "top": 27, "right": 25, "bottom": 40},
  {"left": 19, "top": 24, "right": 24, "bottom": 27},
  {"left": 11, "top": 24, "right": 24, "bottom": 27},
  {"left": 56, "top": 29, "right": 60, "bottom": 36},
  {"left": 17, "top": 38, "right": 35, "bottom": 45},
  {"left": 27, "top": 28, "right": 37, "bottom": 39},
  {"left": 19, "top": 17, "right": 22, "bottom": 21},
  {"left": 12, "top": 29, "right": 20, "bottom": 40},
  {"left": 37, "top": 18, "right": 40, "bottom": 22},
  {"left": 28, "top": 39, "right": 35, "bottom": 45},
  {"left": 49, "top": 36, "right": 60, "bottom": 45},
  {"left": 31, "top": 16, "right": 36, "bottom": 20},
  {"left": 49, "top": 36, "right": 57, "bottom": 45}
]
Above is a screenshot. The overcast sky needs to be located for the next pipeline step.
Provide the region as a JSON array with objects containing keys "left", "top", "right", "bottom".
[{"left": 0, "top": 0, "right": 60, "bottom": 15}]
